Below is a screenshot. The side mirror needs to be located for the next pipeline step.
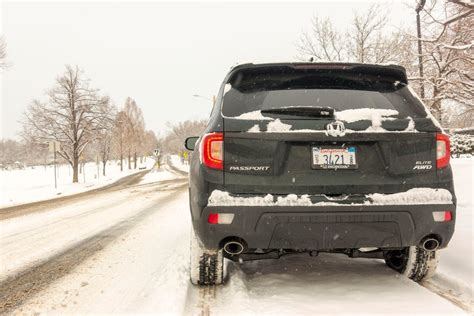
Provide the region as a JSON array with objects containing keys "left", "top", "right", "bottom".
[{"left": 185, "top": 137, "right": 199, "bottom": 151}]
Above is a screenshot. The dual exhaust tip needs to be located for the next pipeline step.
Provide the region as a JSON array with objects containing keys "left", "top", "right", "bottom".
[
  {"left": 421, "top": 236, "right": 441, "bottom": 251},
  {"left": 223, "top": 236, "right": 441, "bottom": 255}
]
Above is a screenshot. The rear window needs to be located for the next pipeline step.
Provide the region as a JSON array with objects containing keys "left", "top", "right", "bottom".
[{"left": 222, "top": 66, "right": 427, "bottom": 119}]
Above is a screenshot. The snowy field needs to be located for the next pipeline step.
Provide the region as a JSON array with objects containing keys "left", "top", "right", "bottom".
[
  {"left": 0, "top": 158, "right": 472, "bottom": 314},
  {"left": 0, "top": 158, "right": 155, "bottom": 208}
]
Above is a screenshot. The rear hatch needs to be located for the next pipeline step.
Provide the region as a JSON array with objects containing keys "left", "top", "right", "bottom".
[{"left": 221, "top": 63, "right": 441, "bottom": 196}]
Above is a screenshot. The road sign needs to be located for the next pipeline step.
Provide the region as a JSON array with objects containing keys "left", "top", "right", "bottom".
[{"left": 49, "top": 141, "right": 61, "bottom": 153}]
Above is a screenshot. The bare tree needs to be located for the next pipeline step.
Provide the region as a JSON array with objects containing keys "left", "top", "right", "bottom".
[
  {"left": 0, "top": 139, "right": 24, "bottom": 167},
  {"left": 296, "top": 4, "right": 403, "bottom": 64},
  {"left": 141, "top": 130, "right": 158, "bottom": 157},
  {"left": 22, "top": 65, "right": 111, "bottom": 183},
  {"left": 122, "top": 97, "right": 145, "bottom": 169},
  {"left": 297, "top": 1, "right": 473, "bottom": 127},
  {"left": 296, "top": 16, "right": 345, "bottom": 61},
  {"left": 410, "top": 0, "right": 474, "bottom": 123},
  {"left": 349, "top": 5, "right": 389, "bottom": 63},
  {"left": 0, "top": 139, "right": 51, "bottom": 168},
  {"left": 94, "top": 102, "right": 116, "bottom": 176},
  {"left": 161, "top": 120, "right": 207, "bottom": 155},
  {"left": 114, "top": 110, "right": 128, "bottom": 171}
]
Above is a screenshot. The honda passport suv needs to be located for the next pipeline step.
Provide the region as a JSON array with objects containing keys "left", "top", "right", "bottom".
[{"left": 185, "top": 62, "right": 456, "bottom": 285}]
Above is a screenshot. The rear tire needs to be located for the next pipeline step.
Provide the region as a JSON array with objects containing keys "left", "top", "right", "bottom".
[
  {"left": 190, "top": 229, "right": 225, "bottom": 285},
  {"left": 384, "top": 246, "right": 439, "bottom": 282}
]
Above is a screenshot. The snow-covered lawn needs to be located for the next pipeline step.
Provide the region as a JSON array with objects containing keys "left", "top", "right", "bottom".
[{"left": 0, "top": 158, "right": 154, "bottom": 208}]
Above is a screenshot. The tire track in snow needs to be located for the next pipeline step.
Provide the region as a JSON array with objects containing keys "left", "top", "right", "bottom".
[
  {"left": 0, "top": 183, "right": 187, "bottom": 315},
  {"left": 421, "top": 280, "right": 473, "bottom": 313},
  {"left": 198, "top": 285, "right": 216, "bottom": 316}
]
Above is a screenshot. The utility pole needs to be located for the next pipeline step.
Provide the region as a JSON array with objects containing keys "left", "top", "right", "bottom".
[{"left": 416, "top": 0, "right": 426, "bottom": 99}]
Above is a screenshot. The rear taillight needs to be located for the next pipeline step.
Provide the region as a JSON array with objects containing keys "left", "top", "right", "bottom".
[
  {"left": 201, "top": 133, "right": 224, "bottom": 170},
  {"left": 207, "top": 213, "right": 235, "bottom": 224},
  {"left": 432, "top": 211, "right": 452, "bottom": 222},
  {"left": 436, "top": 133, "right": 450, "bottom": 169}
]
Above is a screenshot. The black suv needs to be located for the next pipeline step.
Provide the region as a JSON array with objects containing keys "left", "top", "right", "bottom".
[{"left": 185, "top": 62, "right": 456, "bottom": 285}]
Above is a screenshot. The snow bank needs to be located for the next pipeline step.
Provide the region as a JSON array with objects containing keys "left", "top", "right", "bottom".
[
  {"left": 208, "top": 188, "right": 452, "bottom": 207},
  {"left": 0, "top": 158, "right": 154, "bottom": 208}
]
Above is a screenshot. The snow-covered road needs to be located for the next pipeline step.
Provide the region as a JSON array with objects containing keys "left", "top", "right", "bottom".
[{"left": 0, "top": 161, "right": 471, "bottom": 315}]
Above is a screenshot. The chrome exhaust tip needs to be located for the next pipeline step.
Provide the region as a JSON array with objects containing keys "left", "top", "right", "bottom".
[
  {"left": 421, "top": 237, "right": 440, "bottom": 251},
  {"left": 223, "top": 241, "right": 245, "bottom": 256}
]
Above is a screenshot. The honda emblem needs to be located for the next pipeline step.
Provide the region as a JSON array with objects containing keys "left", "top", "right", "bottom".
[{"left": 326, "top": 121, "right": 346, "bottom": 137}]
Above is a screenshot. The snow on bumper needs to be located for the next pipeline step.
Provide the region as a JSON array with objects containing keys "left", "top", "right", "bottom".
[{"left": 208, "top": 188, "right": 453, "bottom": 207}]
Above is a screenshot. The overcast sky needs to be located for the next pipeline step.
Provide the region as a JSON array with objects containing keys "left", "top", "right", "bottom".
[{"left": 0, "top": 0, "right": 413, "bottom": 139}]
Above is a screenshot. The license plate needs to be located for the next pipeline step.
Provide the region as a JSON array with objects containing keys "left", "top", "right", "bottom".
[{"left": 312, "top": 147, "right": 357, "bottom": 169}]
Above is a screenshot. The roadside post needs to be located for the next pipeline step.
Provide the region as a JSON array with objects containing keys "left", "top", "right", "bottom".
[
  {"left": 81, "top": 154, "right": 86, "bottom": 183},
  {"left": 183, "top": 151, "right": 189, "bottom": 165},
  {"left": 153, "top": 148, "right": 161, "bottom": 170},
  {"left": 48, "top": 141, "right": 60, "bottom": 189},
  {"left": 96, "top": 154, "right": 100, "bottom": 179}
]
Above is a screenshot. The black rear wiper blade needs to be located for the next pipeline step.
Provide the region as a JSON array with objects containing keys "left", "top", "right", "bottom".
[{"left": 261, "top": 106, "right": 334, "bottom": 118}]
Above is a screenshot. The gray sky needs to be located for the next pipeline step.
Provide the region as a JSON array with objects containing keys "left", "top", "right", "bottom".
[{"left": 1, "top": 0, "right": 413, "bottom": 139}]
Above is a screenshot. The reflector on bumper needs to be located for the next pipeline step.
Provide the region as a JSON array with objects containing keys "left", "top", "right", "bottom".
[{"left": 207, "top": 213, "right": 235, "bottom": 224}]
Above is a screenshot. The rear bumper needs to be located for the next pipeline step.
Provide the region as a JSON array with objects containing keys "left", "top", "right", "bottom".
[{"left": 193, "top": 204, "right": 456, "bottom": 251}]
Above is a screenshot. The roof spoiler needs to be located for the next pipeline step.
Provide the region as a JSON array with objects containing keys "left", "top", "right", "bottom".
[{"left": 231, "top": 62, "right": 408, "bottom": 85}]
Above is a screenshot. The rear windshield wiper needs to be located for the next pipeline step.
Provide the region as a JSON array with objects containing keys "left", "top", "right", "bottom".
[{"left": 261, "top": 106, "right": 334, "bottom": 118}]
